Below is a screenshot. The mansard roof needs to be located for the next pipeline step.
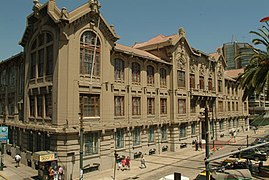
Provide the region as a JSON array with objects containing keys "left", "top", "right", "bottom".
[
  {"left": 20, "top": 0, "right": 119, "bottom": 46},
  {"left": 132, "top": 28, "right": 203, "bottom": 57},
  {"left": 115, "top": 44, "right": 172, "bottom": 65},
  {"left": 225, "top": 68, "right": 244, "bottom": 79}
]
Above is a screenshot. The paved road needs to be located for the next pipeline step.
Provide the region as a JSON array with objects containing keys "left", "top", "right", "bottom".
[{"left": 136, "top": 127, "right": 269, "bottom": 180}]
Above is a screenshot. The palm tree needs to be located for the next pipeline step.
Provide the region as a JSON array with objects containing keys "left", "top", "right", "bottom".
[{"left": 236, "top": 22, "right": 269, "bottom": 101}]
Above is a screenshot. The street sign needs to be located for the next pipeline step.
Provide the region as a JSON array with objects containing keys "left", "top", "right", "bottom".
[{"left": 0, "top": 126, "right": 8, "bottom": 143}]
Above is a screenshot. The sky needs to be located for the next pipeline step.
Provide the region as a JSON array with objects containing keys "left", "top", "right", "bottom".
[{"left": 0, "top": 0, "right": 269, "bottom": 61}]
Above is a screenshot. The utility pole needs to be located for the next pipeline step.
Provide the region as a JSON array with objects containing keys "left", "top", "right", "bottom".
[
  {"left": 205, "top": 106, "right": 210, "bottom": 180},
  {"left": 80, "top": 102, "right": 84, "bottom": 180}
]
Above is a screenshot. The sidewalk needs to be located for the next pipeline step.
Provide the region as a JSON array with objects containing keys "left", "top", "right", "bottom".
[
  {"left": 0, "top": 126, "right": 266, "bottom": 180},
  {"left": 0, "top": 154, "right": 38, "bottom": 180}
]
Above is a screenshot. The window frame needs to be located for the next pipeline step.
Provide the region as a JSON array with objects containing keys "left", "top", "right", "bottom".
[{"left": 177, "top": 70, "right": 185, "bottom": 88}]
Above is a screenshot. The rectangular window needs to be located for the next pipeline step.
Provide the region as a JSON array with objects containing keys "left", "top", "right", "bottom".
[
  {"left": 190, "top": 99, "right": 196, "bottom": 113},
  {"left": 218, "top": 80, "right": 222, "bottom": 92},
  {"left": 228, "top": 101, "right": 231, "bottom": 111},
  {"left": 236, "top": 102, "right": 239, "bottom": 111},
  {"left": 148, "top": 126, "right": 154, "bottom": 143},
  {"left": 115, "top": 129, "right": 124, "bottom": 149},
  {"left": 36, "top": 132, "right": 41, "bottom": 151},
  {"left": 84, "top": 132, "right": 99, "bottom": 156},
  {"left": 210, "top": 122, "right": 214, "bottom": 132},
  {"left": 147, "top": 98, "right": 155, "bottom": 115},
  {"left": 199, "top": 76, "right": 204, "bottom": 90},
  {"left": 114, "top": 59, "right": 124, "bottom": 81},
  {"left": 37, "top": 95, "right": 43, "bottom": 117},
  {"left": 132, "top": 97, "right": 141, "bottom": 115},
  {"left": 161, "top": 126, "right": 167, "bottom": 141},
  {"left": 177, "top": 71, "right": 185, "bottom": 88},
  {"left": 132, "top": 63, "right": 140, "bottom": 83},
  {"left": 190, "top": 74, "right": 195, "bottom": 89},
  {"left": 218, "top": 101, "right": 223, "bottom": 112},
  {"left": 179, "top": 124, "right": 186, "bottom": 138},
  {"left": 133, "top": 127, "right": 140, "bottom": 146},
  {"left": 244, "top": 102, "right": 247, "bottom": 111},
  {"left": 160, "top": 98, "right": 167, "bottom": 114},
  {"left": 191, "top": 124, "right": 196, "bottom": 135},
  {"left": 147, "top": 66, "right": 154, "bottom": 85},
  {"left": 178, "top": 99, "right": 186, "bottom": 114},
  {"left": 29, "top": 95, "right": 35, "bottom": 117},
  {"left": 45, "top": 93, "right": 52, "bottom": 118},
  {"left": 219, "top": 120, "right": 224, "bottom": 130},
  {"left": 8, "top": 95, "right": 15, "bottom": 115},
  {"left": 80, "top": 94, "right": 100, "bottom": 117},
  {"left": 160, "top": 68, "right": 167, "bottom": 87},
  {"left": 208, "top": 78, "right": 213, "bottom": 91},
  {"left": 114, "top": 96, "right": 124, "bottom": 116},
  {"left": 27, "top": 131, "right": 33, "bottom": 152},
  {"left": 44, "top": 134, "right": 50, "bottom": 151}
]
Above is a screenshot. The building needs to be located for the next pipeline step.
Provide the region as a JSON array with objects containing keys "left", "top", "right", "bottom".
[
  {"left": 0, "top": 0, "right": 249, "bottom": 179},
  {"left": 222, "top": 42, "right": 253, "bottom": 70},
  {"left": 222, "top": 42, "right": 269, "bottom": 124}
]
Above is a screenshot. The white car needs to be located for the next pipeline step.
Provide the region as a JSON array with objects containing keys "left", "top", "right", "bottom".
[{"left": 159, "top": 174, "right": 189, "bottom": 180}]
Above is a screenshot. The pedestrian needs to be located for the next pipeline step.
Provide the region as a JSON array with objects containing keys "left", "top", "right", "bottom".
[
  {"left": 199, "top": 140, "right": 202, "bottom": 150},
  {"left": 248, "top": 160, "right": 253, "bottom": 174},
  {"left": 140, "top": 155, "right": 146, "bottom": 169},
  {"left": 258, "top": 161, "right": 263, "bottom": 173},
  {"left": 126, "top": 156, "right": 131, "bottom": 170},
  {"left": 121, "top": 156, "right": 126, "bottom": 171},
  {"left": 195, "top": 140, "right": 199, "bottom": 151},
  {"left": 49, "top": 166, "right": 54, "bottom": 180},
  {"left": 14, "top": 154, "right": 21, "bottom": 167},
  {"left": 58, "top": 166, "right": 64, "bottom": 180},
  {"left": 53, "top": 167, "right": 58, "bottom": 180}
]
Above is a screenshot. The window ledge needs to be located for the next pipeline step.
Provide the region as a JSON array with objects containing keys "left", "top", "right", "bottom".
[{"left": 132, "top": 145, "right": 142, "bottom": 149}]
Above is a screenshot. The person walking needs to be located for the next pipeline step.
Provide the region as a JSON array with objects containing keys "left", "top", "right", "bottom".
[
  {"left": 58, "top": 166, "right": 64, "bottom": 180},
  {"left": 199, "top": 140, "right": 202, "bottom": 150},
  {"left": 195, "top": 140, "right": 199, "bottom": 151},
  {"left": 14, "top": 154, "right": 21, "bottom": 167},
  {"left": 126, "top": 156, "right": 131, "bottom": 170},
  {"left": 140, "top": 155, "right": 146, "bottom": 169},
  {"left": 49, "top": 167, "right": 54, "bottom": 180}
]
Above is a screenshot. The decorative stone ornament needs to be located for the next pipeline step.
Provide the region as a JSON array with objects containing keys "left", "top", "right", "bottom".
[
  {"left": 33, "top": 0, "right": 41, "bottom": 17},
  {"left": 60, "top": 7, "right": 69, "bottom": 22},
  {"left": 89, "top": 0, "right": 101, "bottom": 13},
  {"left": 177, "top": 58, "right": 185, "bottom": 70}
]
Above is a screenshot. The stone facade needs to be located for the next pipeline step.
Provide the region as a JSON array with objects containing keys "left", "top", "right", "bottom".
[{"left": 0, "top": 1, "right": 249, "bottom": 179}]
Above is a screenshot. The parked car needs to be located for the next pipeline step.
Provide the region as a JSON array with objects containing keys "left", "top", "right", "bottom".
[
  {"left": 221, "top": 158, "right": 248, "bottom": 169},
  {"left": 231, "top": 148, "right": 267, "bottom": 161},
  {"left": 212, "top": 169, "right": 252, "bottom": 180},
  {"left": 251, "top": 139, "right": 269, "bottom": 154}
]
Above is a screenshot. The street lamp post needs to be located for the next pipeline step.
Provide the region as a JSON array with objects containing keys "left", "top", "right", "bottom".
[
  {"left": 205, "top": 106, "right": 210, "bottom": 180},
  {"left": 79, "top": 103, "right": 84, "bottom": 180}
]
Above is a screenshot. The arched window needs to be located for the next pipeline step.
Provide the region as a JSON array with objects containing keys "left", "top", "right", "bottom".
[
  {"left": 114, "top": 58, "right": 124, "bottom": 81},
  {"left": 80, "top": 31, "right": 100, "bottom": 77},
  {"left": 160, "top": 68, "right": 167, "bottom": 87},
  {"left": 30, "top": 32, "right": 54, "bottom": 79},
  {"left": 132, "top": 62, "right": 140, "bottom": 83},
  {"left": 147, "top": 65, "right": 154, "bottom": 85}
]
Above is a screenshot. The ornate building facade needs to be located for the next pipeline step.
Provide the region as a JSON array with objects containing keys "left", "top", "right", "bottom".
[{"left": 0, "top": 0, "right": 249, "bottom": 179}]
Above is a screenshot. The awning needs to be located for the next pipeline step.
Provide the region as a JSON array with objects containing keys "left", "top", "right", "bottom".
[{"left": 32, "top": 151, "right": 57, "bottom": 162}]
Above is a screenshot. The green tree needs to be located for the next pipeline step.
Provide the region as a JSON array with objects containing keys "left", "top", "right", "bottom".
[{"left": 236, "top": 23, "right": 269, "bottom": 101}]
